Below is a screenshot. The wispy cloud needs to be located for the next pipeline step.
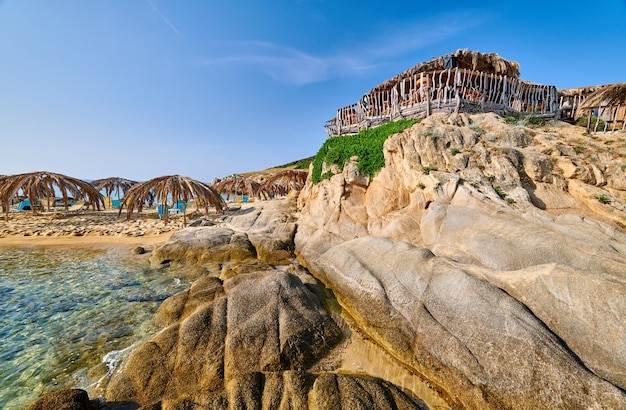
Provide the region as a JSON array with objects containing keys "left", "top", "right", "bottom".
[
  {"left": 202, "top": 9, "right": 490, "bottom": 85},
  {"left": 146, "top": 0, "right": 179, "bottom": 35}
]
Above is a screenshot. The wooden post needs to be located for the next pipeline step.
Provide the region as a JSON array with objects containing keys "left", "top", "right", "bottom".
[{"left": 586, "top": 108, "right": 592, "bottom": 133}]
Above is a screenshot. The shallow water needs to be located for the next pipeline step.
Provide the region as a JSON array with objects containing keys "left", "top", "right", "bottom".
[{"left": 0, "top": 246, "right": 191, "bottom": 409}]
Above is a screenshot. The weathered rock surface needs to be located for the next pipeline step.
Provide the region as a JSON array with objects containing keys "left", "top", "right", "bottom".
[
  {"left": 25, "top": 389, "right": 97, "bottom": 410},
  {"left": 296, "top": 113, "right": 626, "bottom": 408},
  {"left": 151, "top": 199, "right": 297, "bottom": 266},
  {"left": 101, "top": 268, "right": 425, "bottom": 409}
]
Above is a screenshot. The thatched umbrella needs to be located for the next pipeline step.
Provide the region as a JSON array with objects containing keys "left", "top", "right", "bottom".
[
  {"left": 0, "top": 171, "right": 104, "bottom": 220},
  {"left": 119, "top": 175, "right": 225, "bottom": 226},
  {"left": 91, "top": 177, "right": 138, "bottom": 208},
  {"left": 261, "top": 169, "right": 309, "bottom": 197},
  {"left": 213, "top": 175, "right": 269, "bottom": 200},
  {"left": 575, "top": 83, "right": 626, "bottom": 131}
]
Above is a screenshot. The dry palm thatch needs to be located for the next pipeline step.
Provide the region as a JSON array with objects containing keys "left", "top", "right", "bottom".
[
  {"left": 214, "top": 175, "right": 269, "bottom": 200},
  {"left": 0, "top": 171, "right": 104, "bottom": 220},
  {"left": 370, "top": 48, "right": 520, "bottom": 93},
  {"left": 261, "top": 169, "right": 309, "bottom": 197},
  {"left": 91, "top": 177, "right": 138, "bottom": 206},
  {"left": 575, "top": 83, "right": 626, "bottom": 115},
  {"left": 119, "top": 175, "right": 225, "bottom": 226}
]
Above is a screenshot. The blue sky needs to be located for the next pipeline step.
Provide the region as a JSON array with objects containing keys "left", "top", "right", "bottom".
[{"left": 1, "top": 1, "right": 625, "bottom": 182}]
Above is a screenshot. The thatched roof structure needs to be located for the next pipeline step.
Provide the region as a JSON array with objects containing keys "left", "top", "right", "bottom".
[
  {"left": 91, "top": 177, "right": 138, "bottom": 199},
  {"left": 0, "top": 171, "right": 104, "bottom": 219},
  {"left": 119, "top": 175, "right": 225, "bottom": 226},
  {"left": 576, "top": 83, "right": 626, "bottom": 112},
  {"left": 369, "top": 48, "right": 520, "bottom": 93},
  {"left": 213, "top": 175, "right": 269, "bottom": 200},
  {"left": 261, "top": 169, "right": 309, "bottom": 197}
]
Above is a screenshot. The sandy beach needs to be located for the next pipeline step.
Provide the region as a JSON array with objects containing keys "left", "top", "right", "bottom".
[{"left": 0, "top": 210, "right": 187, "bottom": 248}]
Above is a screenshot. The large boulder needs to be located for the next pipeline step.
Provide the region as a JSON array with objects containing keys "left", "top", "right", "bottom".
[
  {"left": 297, "top": 235, "right": 625, "bottom": 409},
  {"left": 151, "top": 199, "right": 298, "bottom": 266},
  {"left": 26, "top": 389, "right": 97, "bottom": 410},
  {"left": 295, "top": 112, "right": 626, "bottom": 409},
  {"left": 104, "top": 271, "right": 344, "bottom": 407}
]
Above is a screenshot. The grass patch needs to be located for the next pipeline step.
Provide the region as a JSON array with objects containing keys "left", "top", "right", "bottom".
[
  {"left": 421, "top": 166, "right": 438, "bottom": 175},
  {"left": 312, "top": 119, "right": 420, "bottom": 183},
  {"left": 450, "top": 147, "right": 460, "bottom": 155}
]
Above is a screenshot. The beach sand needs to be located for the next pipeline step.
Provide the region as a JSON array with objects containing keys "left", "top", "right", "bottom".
[{"left": 0, "top": 210, "right": 188, "bottom": 248}]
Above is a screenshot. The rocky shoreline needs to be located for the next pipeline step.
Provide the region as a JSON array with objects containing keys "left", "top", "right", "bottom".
[{"left": 25, "top": 113, "right": 626, "bottom": 409}]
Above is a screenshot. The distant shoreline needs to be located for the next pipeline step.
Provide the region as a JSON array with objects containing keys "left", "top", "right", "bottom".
[{"left": 0, "top": 231, "right": 174, "bottom": 248}]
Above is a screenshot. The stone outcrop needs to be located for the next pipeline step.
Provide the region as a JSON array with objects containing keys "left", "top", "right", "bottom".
[
  {"left": 296, "top": 113, "right": 626, "bottom": 409},
  {"left": 25, "top": 389, "right": 97, "bottom": 410},
  {"left": 102, "top": 270, "right": 424, "bottom": 409},
  {"left": 151, "top": 199, "right": 297, "bottom": 266}
]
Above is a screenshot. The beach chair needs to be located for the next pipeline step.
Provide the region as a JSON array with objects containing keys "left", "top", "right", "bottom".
[
  {"left": 185, "top": 199, "right": 198, "bottom": 215},
  {"left": 112, "top": 199, "right": 121, "bottom": 209},
  {"left": 67, "top": 200, "right": 86, "bottom": 212}
]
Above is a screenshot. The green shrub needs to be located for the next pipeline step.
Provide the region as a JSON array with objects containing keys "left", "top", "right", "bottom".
[
  {"left": 527, "top": 115, "right": 546, "bottom": 126},
  {"left": 469, "top": 123, "right": 485, "bottom": 135},
  {"left": 493, "top": 185, "right": 507, "bottom": 199},
  {"left": 596, "top": 194, "right": 610, "bottom": 204},
  {"left": 505, "top": 116, "right": 518, "bottom": 125},
  {"left": 450, "top": 147, "right": 460, "bottom": 155},
  {"left": 421, "top": 166, "right": 437, "bottom": 175},
  {"left": 574, "top": 145, "right": 586, "bottom": 154},
  {"left": 417, "top": 182, "right": 425, "bottom": 189},
  {"left": 576, "top": 116, "right": 606, "bottom": 130},
  {"left": 312, "top": 119, "right": 420, "bottom": 183},
  {"left": 506, "top": 197, "right": 516, "bottom": 204}
]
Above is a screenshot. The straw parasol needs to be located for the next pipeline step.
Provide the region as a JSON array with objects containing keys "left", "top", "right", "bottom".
[
  {"left": 91, "top": 177, "right": 138, "bottom": 204},
  {"left": 119, "top": 174, "right": 225, "bottom": 226},
  {"left": 261, "top": 169, "right": 309, "bottom": 197},
  {"left": 213, "top": 175, "right": 269, "bottom": 200},
  {"left": 575, "top": 83, "right": 626, "bottom": 116},
  {"left": 0, "top": 171, "right": 104, "bottom": 220},
  {"left": 574, "top": 83, "right": 626, "bottom": 132}
]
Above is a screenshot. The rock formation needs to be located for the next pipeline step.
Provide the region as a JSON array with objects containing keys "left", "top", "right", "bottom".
[
  {"left": 295, "top": 113, "right": 626, "bottom": 409},
  {"left": 30, "top": 113, "right": 625, "bottom": 409}
]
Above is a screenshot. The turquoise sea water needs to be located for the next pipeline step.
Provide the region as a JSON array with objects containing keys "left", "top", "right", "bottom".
[{"left": 0, "top": 246, "right": 191, "bottom": 409}]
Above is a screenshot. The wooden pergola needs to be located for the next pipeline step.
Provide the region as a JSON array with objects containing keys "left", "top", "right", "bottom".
[{"left": 325, "top": 49, "right": 559, "bottom": 137}]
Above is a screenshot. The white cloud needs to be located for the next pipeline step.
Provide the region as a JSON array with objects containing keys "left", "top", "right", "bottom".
[{"left": 201, "top": 9, "right": 490, "bottom": 85}]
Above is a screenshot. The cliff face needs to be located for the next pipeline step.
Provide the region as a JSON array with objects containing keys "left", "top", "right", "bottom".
[{"left": 295, "top": 113, "right": 626, "bottom": 409}]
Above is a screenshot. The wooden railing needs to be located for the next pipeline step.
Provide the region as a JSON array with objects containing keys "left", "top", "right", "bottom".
[{"left": 325, "top": 68, "right": 559, "bottom": 137}]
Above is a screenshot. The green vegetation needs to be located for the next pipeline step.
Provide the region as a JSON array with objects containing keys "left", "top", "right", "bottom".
[
  {"left": 576, "top": 116, "right": 606, "bottom": 131},
  {"left": 450, "top": 147, "right": 460, "bottom": 155},
  {"left": 493, "top": 185, "right": 507, "bottom": 199},
  {"left": 506, "top": 197, "right": 516, "bottom": 204},
  {"left": 312, "top": 119, "right": 420, "bottom": 183},
  {"left": 596, "top": 194, "right": 610, "bottom": 204},
  {"left": 574, "top": 145, "right": 586, "bottom": 154},
  {"left": 421, "top": 166, "right": 438, "bottom": 175},
  {"left": 469, "top": 123, "right": 485, "bottom": 135},
  {"left": 274, "top": 156, "right": 314, "bottom": 169},
  {"left": 526, "top": 115, "right": 546, "bottom": 126},
  {"left": 505, "top": 114, "right": 546, "bottom": 127},
  {"left": 417, "top": 182, "right": 425, "bottom": 189}
]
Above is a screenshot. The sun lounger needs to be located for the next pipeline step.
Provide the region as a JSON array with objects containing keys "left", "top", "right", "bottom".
[{"left": 67, "top": 200, "right": 86, "bottom": 212}]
